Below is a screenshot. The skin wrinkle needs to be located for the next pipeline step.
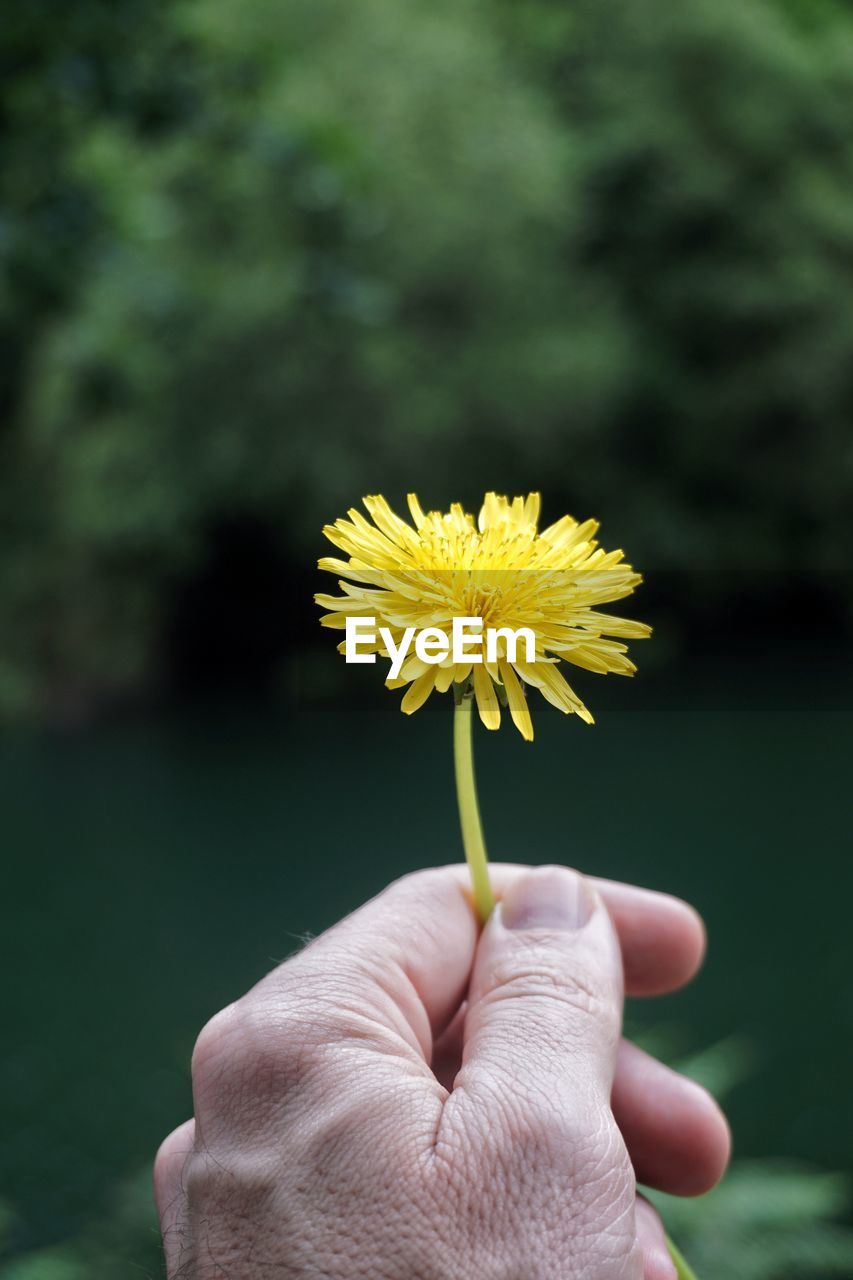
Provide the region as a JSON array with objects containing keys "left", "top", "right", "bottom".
[
  {"left": 474, "top": 964, "right": 614, "bottom": 1022},
  {"left": 461, "top": 1002, "right": 613, "bottom": 1098},
  {"left": 276, "top": 953, "right": 428, "bottom": 1060},
  {"left": 428, "top": 1086, "right": 524, "bottom": 1253},
  {"left": 430, "top": 1083, "right": 607, "bottom": 1277},
  {"left": 365, "top": 950, "right": 439, "bottom": 1061},
  {"left": 574, "top": 1131, "right": 635, "bottom": 1233}
]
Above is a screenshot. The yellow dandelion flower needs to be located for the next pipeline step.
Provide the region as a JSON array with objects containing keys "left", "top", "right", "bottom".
[{"left": 315, "top": 492, "right": 650, "bottom": 742}]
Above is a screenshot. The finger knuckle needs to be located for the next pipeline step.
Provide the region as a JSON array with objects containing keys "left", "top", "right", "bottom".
[
  {"left": 153, "top": 1125, "right": 192, "bottom": 1204},
  {"left": 191, "top": 998, "right": 322, "bottom": 1120},
  {"left": 183, "top": 1144, "right": 276, "bottom": 1214},
  {"left": 191, "top": 1002, "right": 246, "bottom": 1088},
  {"left": 368, "top": 865, "right": 467, "bottom": 924}
]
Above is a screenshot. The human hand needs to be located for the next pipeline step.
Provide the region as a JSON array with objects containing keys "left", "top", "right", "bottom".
[{"left": 156, "top": 864, "right": 729, "bottom": 1279}]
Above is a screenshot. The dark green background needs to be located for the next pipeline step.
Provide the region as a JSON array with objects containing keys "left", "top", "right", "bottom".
[{"left": 2, "top": 0, "right": 853, "bottom": 1273}]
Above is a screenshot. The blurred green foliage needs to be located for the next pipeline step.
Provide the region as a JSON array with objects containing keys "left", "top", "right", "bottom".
[
  {"left": 0, "top": 1170, "right": 161, "bottom": 1280},
  {"left": 658, "top": 1164, "right": 853, "bottom": 1278},
  {"left": 3, "top": 0, "right": 853, "bottom": 718}
]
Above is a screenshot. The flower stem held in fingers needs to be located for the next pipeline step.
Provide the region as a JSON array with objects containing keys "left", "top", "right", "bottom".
[{"left": 453, "top": 688, "right": 494, "bottom": 923}]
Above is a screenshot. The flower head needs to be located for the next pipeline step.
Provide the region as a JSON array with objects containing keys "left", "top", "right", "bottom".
[{"left": 315, "top": 493, "right": 650, "bottom": 740}]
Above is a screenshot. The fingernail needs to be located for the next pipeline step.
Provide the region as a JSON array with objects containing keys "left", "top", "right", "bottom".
[{"left": 500, "top": 867, "right": 595, "bottom": 931}]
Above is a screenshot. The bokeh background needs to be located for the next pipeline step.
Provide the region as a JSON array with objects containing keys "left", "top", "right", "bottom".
[{"left": 2, "top": 0, "right": 853, "bottom": 1275}]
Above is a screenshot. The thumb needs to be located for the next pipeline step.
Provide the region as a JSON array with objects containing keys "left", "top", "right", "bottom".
[
  {"left": 440, "top": 868, "right": 638, "bottom": 1279},
  {"left": 457, "top": 865, "right": 624, "bottom": 1113}
]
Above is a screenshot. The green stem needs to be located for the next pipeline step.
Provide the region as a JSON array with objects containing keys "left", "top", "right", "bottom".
[
  {"left": 666, "top": 1234, "right": 699, "bottom": 1280},
  {"left": 453, "top": 692, "right": 494, "bottom": 922}
]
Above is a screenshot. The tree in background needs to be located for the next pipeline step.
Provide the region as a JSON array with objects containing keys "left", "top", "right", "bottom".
[{"left": 2, "top": 0, "right": 853, "bottom": 717}]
